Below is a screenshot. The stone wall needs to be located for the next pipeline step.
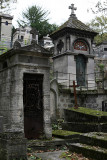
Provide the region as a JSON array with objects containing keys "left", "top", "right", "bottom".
[
  {"left": 50, "top": 80, "right": 107, "bottom": 120},
  {"left": 0, "top": 132, "right": 27, "bottom": 160},
  {"left": 79, "top": 93, "right": 107, "bottom": 111},
  {"left": 0, "top": 46, "right": 52, "bottom": 139},
  {"left": 0, "top": 66, "right": 23, "bottom": 132}
]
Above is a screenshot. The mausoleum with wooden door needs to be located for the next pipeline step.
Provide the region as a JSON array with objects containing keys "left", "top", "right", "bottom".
[{"left": 0, "top": 40, "right": 52, "bottom": 159}]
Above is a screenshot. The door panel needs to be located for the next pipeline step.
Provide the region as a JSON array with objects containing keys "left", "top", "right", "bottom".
[
  {"left": 23, "top": 74, "right": 43, "bottom": 139},
  {"left": 76, "top": 55, "right": 86, "bottom": 86}
]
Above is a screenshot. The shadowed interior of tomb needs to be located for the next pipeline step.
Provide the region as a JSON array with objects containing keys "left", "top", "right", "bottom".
[{"left": 23, "top": 73, "right": 44, "bottom": 139}]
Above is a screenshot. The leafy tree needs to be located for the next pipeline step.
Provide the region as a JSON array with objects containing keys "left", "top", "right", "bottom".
[
  {"left": 88, "top": 0, "right": 107, "bottom": 15},
  {"left": 87, "top": 15, "right": 107, "bottom": 44},
  {"left": 17, "top": 5, "right": 58, "bottom": 38},
  {"left": 0, "top": 0, "right": 17, "bottom": 13}
]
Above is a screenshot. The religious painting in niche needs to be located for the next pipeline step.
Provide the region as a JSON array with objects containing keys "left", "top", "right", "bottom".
[
  {"left": 74, "top": 40, "right": 87, "bottom": 51},
  {"left": 57, "top": 40, "right": 64, "bottom": 54}
]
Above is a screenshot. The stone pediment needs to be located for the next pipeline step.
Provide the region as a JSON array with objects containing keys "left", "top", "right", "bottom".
[{"left": 13, "top": 40, "right": 50, "bottom": 54}]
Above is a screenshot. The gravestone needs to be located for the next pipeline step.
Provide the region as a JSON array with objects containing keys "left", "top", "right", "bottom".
[{"left": 0, "top": 41, "right": 52, "bottom": 159}]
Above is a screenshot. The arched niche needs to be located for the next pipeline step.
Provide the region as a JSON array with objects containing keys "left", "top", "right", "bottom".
[
  {"left": 73, "top": 38, "right": 90, "bottom": 54},
  {"left": 57, "top": 39, "right": 64, "bottom": 54},
  {"left": 66, "top": 35, "right": 70, "bottom": 51}
]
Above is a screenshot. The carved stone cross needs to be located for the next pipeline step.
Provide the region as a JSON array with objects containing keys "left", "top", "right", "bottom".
[{"left": 69, "top": 4, "right": 77, "bottom": 16}]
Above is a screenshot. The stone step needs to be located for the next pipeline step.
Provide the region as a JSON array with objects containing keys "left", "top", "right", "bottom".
[
  {"left": 64, "top": 107, "right": 107, "bottom": 123},
  {"left": 79, "top": 132, "right": 107, "bottom": 149},
  {"left": 52, "top": 130, "right": 80, "bottom": 140},
  {"left": 69, "top": 143, "right": 107, "bottom": 160},
  {"left": 27, "top": 138, "right": 77, "bottom": 151},
  {"left": 62, "top": 122, "right": 107, "bottom": 133},
  {"left": 52, "top": 130, "right": 107, "bottom": 149}
]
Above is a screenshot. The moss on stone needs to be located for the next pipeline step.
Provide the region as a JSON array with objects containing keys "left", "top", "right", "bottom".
[
  {"left": 68, "top": 107, "right": 107, "bottom": 117},
  {"left": 52, "top": 130, "right": 80, "bottom": 136}
]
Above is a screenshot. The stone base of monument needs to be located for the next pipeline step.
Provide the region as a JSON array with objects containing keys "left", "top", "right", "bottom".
[{"left": 0, "top": 132, "right": 27, "bottom": 160}]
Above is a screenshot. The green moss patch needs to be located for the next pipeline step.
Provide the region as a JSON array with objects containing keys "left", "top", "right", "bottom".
[
  {"left": 68, "top": 107, "right": 107, "bottom": 117},
  {"left": 52, "top": 130, "right": 80, "bottom": 136}
]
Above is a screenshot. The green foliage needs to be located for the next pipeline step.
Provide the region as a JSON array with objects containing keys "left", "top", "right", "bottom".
[
  {"left": 88, "top": 0, "right": 107, "bottom": 15},
  {"left": 52, "top": 123, "right": 59, "bottom": 130},
  {"left": 94, "top": 32, "right": 107, "bottom": 44},
  {"left": 17, "top": 5, "right": 58, "bottom": 38},
  {"left": 87, "top": 1, "right": 107, "bottom": 44},
  {"left": 0, "top": 39, "right": 8, "bottom": 54},
  {"left": 87, "top": 15, "right": 107, "bottom": 44},
  {"left": 11, "top": 26, "right": 16, "bottom": 41},
  {"left": 98, "top": 63, "right": 105, "bottom": 71}
]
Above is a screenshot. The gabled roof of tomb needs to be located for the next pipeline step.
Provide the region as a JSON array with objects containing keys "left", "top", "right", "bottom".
[
  {"left": 50, "top": 16, "right": 97, "bottom": 39},
  {"left": 50, "top": 4, "right": 98, "bottom": 40},
  {"left": 59, "top": 17, "right": 95, "bottom": 32}
]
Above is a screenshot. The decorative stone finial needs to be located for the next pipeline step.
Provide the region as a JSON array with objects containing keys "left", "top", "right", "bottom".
[
  {"left": 69, "top": 4, "right": 77, "bottom": 17},
  {"left": 30, "top": 28, "right": 39, "bottom": 44},
  {"left": 13, "top": 40, "right": 21, "bottom": 49}
]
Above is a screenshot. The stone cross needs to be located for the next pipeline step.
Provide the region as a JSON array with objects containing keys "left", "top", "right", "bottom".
[
  {"left": 69, "top": 4, "right": 77, "bottom": 16},
  {"left": 30, "top": 28, "right": 39, "bottom": 44}
]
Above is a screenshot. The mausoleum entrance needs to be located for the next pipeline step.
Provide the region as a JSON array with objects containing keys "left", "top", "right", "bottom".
[
  {"left": 23, "top": 73, "right": 43, "bottom": 139},
  {"left": 76, "top": 55, "right": 86, "bottom": 86}
]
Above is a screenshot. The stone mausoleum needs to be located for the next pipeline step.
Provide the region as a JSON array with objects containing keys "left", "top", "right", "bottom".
[
  {"left": 50, "top": 4, "right": 107, "bottom": 120},
  {"left": 50, "top": 4, "right": 97, "bottom": 88},
  {"left": 0, "top": 40, "right": 52, "bottom": 159}
]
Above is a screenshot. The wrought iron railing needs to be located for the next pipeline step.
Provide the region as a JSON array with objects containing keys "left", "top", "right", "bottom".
[{"left": 53, "top": 71, "right": 107, "bottom": 91}]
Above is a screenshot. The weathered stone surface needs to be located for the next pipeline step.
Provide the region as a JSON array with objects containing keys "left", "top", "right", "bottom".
[
  {"left": 0, "top": 116, "right": 3, "bottom": 133},
  {"left": 0, "top": 132, "right": 27, "bottom": 160},
  {"left": 0, "top": 42, "right": 52, "bottom": 159}
]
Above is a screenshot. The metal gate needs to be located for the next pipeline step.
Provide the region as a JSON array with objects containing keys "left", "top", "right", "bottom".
[
  {"left": 23, "top": 73, "right": 43, "bottom": 139},
  {"left": 76, "top": 55, "right": 86, "bottom": 86}
]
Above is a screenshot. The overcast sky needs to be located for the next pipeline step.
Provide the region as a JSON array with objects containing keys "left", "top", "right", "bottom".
[{"left": 12, "top": 0, "right": 104, "bottom": 27}]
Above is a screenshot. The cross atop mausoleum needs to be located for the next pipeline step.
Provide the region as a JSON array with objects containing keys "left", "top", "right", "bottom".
[{"left": 69, "top": 4, "right": 77, "bottom": 17}]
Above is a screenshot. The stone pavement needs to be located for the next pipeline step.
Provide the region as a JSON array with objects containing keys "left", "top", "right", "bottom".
[{"left": 35, "top": 150, "right": 67, "bottom": 160}]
